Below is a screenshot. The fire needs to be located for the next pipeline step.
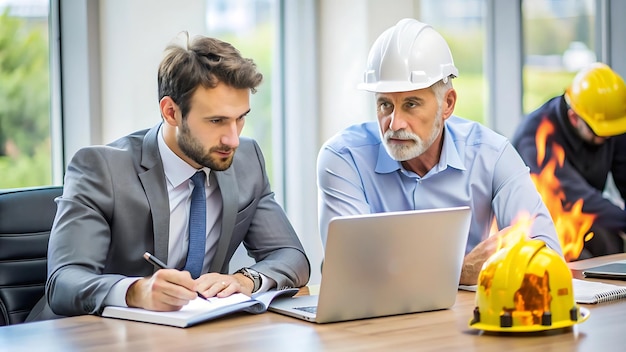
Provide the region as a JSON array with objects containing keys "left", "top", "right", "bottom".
[
  {"left": 492, "top": 212, "right": 534, "bottom": 252},
  {"left": 530, "top": 118, "right": 596, "bottom": 261},
  {"left": 490, "top": 119, "right": 595, "bottom": 261}
]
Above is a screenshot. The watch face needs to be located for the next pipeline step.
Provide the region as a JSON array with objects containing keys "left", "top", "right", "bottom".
[{"left": 247, "top": 269, "right": 260, "bottom": 279}]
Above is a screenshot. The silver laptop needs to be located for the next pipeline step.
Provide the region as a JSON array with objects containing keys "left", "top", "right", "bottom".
[{"left": 269, "top": 206, "right": 471, "bottom": 323}]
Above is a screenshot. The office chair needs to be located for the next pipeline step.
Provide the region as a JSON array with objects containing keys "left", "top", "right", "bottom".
[{"left": 0, "top": 186, "right": 63, "bottom": 326}]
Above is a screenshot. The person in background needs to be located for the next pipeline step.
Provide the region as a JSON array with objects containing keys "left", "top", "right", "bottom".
[
  {"left": 27, "top": 32, "right": 310, "bottom": 321},
  {"left": 512, "top": 62, "right": 626, "bottom": 258},
  {"left": 317, "top": 18, "right": 562, "bottom": 285}
]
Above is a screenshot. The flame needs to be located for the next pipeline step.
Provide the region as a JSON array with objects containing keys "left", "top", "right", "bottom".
[
  {"left": 489, "top": 119, "right": 595, "bottom": 261},
  {"left": 530, "top": 118, "right": 596, "bottom": 261},
  {"left": 492, "top": 212, "right": 534, "bottom": 252}
]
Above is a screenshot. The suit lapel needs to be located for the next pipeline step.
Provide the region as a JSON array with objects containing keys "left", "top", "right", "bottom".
[
  {"left": 209, "top": 169, "right": 237, "bottom": 272},
  {"left": 139, "top": 124, "right": 170, "bottom": 266}
]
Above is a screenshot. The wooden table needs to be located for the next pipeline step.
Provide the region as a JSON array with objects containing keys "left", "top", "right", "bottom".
[{"left": 2, "top": 254, "right": 626, "bottom": 351}]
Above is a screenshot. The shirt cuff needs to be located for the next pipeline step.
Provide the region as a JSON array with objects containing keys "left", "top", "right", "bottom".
[
  {"left": 103, "top": 277, "right": 142, "bottom": 307},
  {"left": 256, "top": 272, "right": 276, "bottom": 293}
]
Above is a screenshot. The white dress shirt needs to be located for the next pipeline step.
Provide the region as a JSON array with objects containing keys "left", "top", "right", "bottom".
[
  {"left": 103, "top": 126, "right": 222, "bottom": 307},
  {"left": 157, "top": 127, "right": 222, "bottom": 272}
]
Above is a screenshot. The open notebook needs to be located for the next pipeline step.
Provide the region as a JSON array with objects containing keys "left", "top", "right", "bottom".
[
  {"left": 269, "top": 206, "right": 472, "bottom": 323},
  {"left": 102, "top": 288, "right": 298, "bottom": 328},
  {"left": 573, "top": 279, "right": 626, "bottom": 304},
  {"left": 460, "top": 278, "right": 626, "bottom": 304}
]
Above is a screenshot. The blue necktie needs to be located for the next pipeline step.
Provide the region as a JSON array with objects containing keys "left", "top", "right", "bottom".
[{"left": 183, "top": 171, "right": 206, "bottom": 279}]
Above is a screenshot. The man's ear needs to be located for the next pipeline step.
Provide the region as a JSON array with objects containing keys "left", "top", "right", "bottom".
[
  {"left": 442, "top": 88, "right": 457, "bottom": 120},
  {"left": 566, "top": 108, "right": 579, "bottom": 127},
  {"left": 159, "top": 96, "right": 179, "bottom": 126}
]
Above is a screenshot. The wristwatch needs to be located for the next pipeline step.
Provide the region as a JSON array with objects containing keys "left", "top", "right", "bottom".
[{"left": 235, "top": 267, "right": 262, "bottom": 293}]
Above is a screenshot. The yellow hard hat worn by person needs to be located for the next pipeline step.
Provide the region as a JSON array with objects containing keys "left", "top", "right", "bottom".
[
  {"left": 469, "top": 239, "right": 589, "bottom": 332},
  {"left": 564, "top": 62, "right": 626, "bottom": 137}
]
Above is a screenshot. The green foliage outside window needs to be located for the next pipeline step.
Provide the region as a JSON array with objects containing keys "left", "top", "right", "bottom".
[
  {"left": 439, "top": 28, "right": 485, "bottom": 125},
  {"left": 0, "top": 9, "right": 51, "bottom": 188},
  {"left": 523, "top": 68, "right": 576, "bottom": 113}
]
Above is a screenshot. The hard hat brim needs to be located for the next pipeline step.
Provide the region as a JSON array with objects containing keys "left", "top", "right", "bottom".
[
  {"left": 357, "top": 81, "right": 434, "bottom": 93},
  {"left": 587, "top": 117, "right": 626, "bottom": 137},
  {"left": 468, "top": 306, "right": 590, "bottom": 332}
]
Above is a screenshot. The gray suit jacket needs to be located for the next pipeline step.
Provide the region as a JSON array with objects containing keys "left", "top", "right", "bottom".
[{"left": 28, "top": 124, "right": 310, "bottom": 320}]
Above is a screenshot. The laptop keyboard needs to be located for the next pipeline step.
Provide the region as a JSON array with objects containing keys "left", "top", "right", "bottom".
[{"left": 294, "top": 306, "right": 317, "bottom": 314}]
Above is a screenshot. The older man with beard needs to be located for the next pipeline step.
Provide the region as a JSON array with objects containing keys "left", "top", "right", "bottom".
[{"left": 316, "top": 18, "right": 561, "bottom": 285}]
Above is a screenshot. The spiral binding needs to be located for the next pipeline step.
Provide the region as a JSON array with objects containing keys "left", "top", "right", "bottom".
[
  {"left": 573, "top": 278, "right": 626, "bottom": 304},
  {"left": 594, "top": 288, "right": 626, "bottom": 303}
]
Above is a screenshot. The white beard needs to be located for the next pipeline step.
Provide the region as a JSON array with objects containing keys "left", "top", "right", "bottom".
[{"left": 381, "top": 107, "right": 443, "bottom": 161}]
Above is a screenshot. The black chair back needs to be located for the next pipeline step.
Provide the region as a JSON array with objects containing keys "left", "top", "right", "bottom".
[{"left": 0, "top": 186, "right": 62, "bottom": 325}]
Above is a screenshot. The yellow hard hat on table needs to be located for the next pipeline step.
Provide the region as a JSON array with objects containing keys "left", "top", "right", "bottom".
[{"left": 469, "top": 239, "right": 589, "bottom": 332}]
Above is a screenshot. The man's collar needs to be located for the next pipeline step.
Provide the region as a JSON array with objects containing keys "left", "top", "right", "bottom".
[{"left": 374, "top": 122, "right": 466, "bottom": 175}]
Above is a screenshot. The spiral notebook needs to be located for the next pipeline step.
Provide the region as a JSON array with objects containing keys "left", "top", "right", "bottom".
[{"left": 573, "top": 278, "right": 626, "bottom": 304}]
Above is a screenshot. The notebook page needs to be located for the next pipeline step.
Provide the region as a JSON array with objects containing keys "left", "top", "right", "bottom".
[{"left": 573, "top": 278, "right": 626, "bottom": 304}]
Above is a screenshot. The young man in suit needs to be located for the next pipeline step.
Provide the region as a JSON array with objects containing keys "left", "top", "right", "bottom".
[
  {"left": 317, "top": 19, "right": 562, "bottom": 285},
  {"left": 29, "top": 32, "right": 310, "bottom": 320}
]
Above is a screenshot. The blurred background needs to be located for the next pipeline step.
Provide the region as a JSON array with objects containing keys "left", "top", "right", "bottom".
[{"left": 1, "top": 0, "right": 623, "bottom": 284}]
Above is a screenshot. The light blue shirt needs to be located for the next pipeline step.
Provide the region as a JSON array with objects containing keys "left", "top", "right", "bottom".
[{"left": 317, "top": 116, "right": 562, "bottom": 256}]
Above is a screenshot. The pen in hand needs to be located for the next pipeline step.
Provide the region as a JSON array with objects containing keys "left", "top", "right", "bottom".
[{"left": 143, "top": 251, "right": 209, "bottom": 301}]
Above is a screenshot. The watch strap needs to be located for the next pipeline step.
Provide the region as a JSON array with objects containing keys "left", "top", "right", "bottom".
[{"left": 235, "top": 267, "right": 262, "bottom": 293}]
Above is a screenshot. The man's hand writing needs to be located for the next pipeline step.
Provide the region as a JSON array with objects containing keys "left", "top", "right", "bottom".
[{"left": 126, "top": 269, "right": 198, "bottom": 311}]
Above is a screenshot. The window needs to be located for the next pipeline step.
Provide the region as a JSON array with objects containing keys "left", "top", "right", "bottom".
[
  {"left": 418, "top": 0, "right": 487, "bottom": 124},
  {"left": 205, "top": 0, "right": 281, "bottom": 184},
  {"left": 0, "top": 0, "right": 53, "bottom": 188},
  {"left": 522, "top": 0, "right": 596, "bottom": 113}
]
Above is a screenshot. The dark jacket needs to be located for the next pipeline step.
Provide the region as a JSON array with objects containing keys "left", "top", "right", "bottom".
[{"left": 512, "top": 95, "right": 626, "bottom": 233}]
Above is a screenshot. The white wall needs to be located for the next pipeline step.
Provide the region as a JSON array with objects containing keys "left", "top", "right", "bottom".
[
  {"left": 99, "top": 0, "right": 207, "bottom": 142},
  {"left": 317, "top": 0, "right": 418, "bottom": 144}
]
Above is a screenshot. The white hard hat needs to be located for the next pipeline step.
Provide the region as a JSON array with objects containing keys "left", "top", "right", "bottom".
[{"left": 358, "top": 18, "right": 459, "bottom": 93}]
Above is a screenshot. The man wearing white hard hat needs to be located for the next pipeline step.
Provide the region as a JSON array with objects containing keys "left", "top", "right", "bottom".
[{"left": 316, "top": 18, "right": 562, "bottom": 285}]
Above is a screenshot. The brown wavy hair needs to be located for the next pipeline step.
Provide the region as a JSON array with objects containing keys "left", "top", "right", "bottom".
[{"left": 157, "top": 31, "right": 263, "bottom": 119}]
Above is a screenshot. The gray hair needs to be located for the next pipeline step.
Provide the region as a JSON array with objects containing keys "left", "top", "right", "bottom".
[{"left": 430, "top": 76, "right": 454, "bottom": 105}]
